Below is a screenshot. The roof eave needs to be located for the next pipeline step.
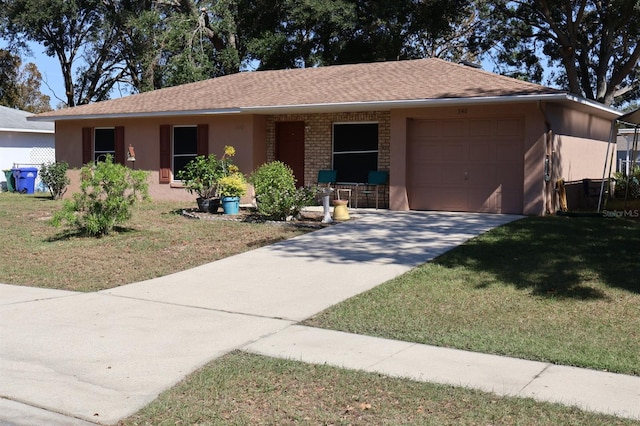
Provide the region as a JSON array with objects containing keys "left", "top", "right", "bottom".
[
  {"left": 27, "top": 93, "right": 621, "bottom": 122},
  {"left": 243, "top": 93, "right": 622, "bottom": 117},
  {"left": 27, "top": 108, "right": 243, "bottom": 122}
]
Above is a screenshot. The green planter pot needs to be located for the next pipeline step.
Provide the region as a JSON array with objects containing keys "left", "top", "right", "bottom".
[{"left": 221, "top": 196, "right": 240, "bottom": 215}]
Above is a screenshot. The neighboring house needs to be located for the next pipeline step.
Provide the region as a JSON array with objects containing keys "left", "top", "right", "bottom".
[
  {"left": 617, "top": 128, "right": 640, "bottom": 175},
  {"left": 1, "top": 105, "right": 55, "bottom": 191},
  {"left": 29, "top": 58, "right": 621, "bottom": 215}
]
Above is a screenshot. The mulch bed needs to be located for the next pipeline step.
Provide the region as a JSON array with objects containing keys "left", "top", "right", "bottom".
[{"left": 181, "top": 207, "right": 336, "bottom": 229}]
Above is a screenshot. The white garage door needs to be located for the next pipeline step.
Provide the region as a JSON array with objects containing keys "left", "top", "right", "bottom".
[{"left": 407, "top": 117, "right": 524, "bottom": 214}]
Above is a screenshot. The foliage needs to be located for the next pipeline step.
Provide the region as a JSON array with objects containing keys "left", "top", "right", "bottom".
[
  {"left": 39, "top": 161, "right": 70, "bottom": 200},
  {"left": 50, "top": 155, "right": 149, "bottom": 236},
  {"left": 176, "top": 145, "right": 237, "bottom": 199},
  {"left": 240, "top": 0, "right": 481, "bottom": 70},
  {"left": 0, "top": 0, "right": 125, "bottom": 107},
  {"left": 176, "top": 154, "right": 225, "bottom": 199},
  {"left": 249, "top": 161, "right": 315, "bottom": 220},
  {"left": 613, "top": 167, "right": 640, "bottom": 199},
  {"left": 217, "top": 172, "right": 247, "bottom": 198},
  {"left": 480, "top": 0, "right": 640, "bottom": 106},
  {"left": 0, "top": 49, "right": 51, "bottom": 112}
]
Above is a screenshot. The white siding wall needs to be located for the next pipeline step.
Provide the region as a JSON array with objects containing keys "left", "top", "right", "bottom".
[{"left": 0, "top": 131, "right": 55, "bottom": 191}]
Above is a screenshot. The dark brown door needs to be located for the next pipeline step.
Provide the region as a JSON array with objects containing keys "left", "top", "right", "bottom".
[{"left": 276, "top": 121, "right": 305, "bottom": 186}]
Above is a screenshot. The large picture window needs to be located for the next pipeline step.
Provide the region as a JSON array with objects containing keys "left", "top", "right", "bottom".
[
  {"left": 173, "top": 126, "right": 198, "bottom": 178},
  {"left": 333, "top": 123, "right": 378, "bottom": 183},
  {"left": 94, "top": 128, "right": 115, "bottom": 162}
]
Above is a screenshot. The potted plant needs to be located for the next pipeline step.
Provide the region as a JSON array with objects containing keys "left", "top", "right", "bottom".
[
  {"left": 176, "top": 154, "right": 224, "bottom": 212},
  {"left": 218, "top": 172, "right": 247, "bottom": 215}
]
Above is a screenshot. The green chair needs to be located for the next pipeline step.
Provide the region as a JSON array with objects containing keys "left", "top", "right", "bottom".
[
  {"left": 360, "top": 171, "right": 388, "bottom": 209},
  {"left": 317, "top": 170, "right": 337, "bottom": 187}
]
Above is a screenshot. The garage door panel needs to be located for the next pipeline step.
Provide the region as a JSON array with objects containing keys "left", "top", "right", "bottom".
[
  {"left": 469, "top": 119, "right": 495, "bottom": 137},
  {"left": 469, "top": 141, "right": 494, "bottom": 162},
  {"left": 409, "top": 187, "right": 467, "bottom": 211},
  {"left": 407, "top": 117, "right": 524, "bottom": 214},
  {"left": 409, "top": 143, "right": 442, "bottom": 162},
  {"left": 442, "top": 143, "right": 466, "bottom": 161},
  {"left": 466, "top": 165, "right": 496, "bottom": 188},
  {"left": 470, "top": 189, "right": 500, "bottom": 212},
  {"left": 442, "top": 120, "right": 465, "bottom": 137}
]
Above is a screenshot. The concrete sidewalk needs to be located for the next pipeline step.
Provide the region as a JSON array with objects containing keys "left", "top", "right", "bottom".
[
  {"left": 1, "top": 211, "right": 638, "bottom": 425},
  {"left": 246, "top": 325, "right": 640, "bottom": 421}
]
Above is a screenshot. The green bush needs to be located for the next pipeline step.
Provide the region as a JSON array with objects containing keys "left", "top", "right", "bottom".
[
  {"left": 39, "top": 161, "right": 70, "bottom": 200},
  {"left": 249, "top": 161, "right": 316, "bottom": 220},
  {"left": 613, "top": 167, "right": 640, "bottom": 199},
  {"left": 51, "top": 155, "right": 149, "bottom": 236}
]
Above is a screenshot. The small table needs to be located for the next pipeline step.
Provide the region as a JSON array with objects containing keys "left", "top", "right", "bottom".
[{"left": 335, "top": 182, "right": 360, "bottom": 208}]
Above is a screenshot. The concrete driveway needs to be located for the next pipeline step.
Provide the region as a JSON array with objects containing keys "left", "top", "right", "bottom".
[{"left": 0, "top": 211, "right": 520, "bottom": 424}]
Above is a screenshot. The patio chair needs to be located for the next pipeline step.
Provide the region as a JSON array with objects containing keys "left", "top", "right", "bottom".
[
  {"left": 317, "top": 170, "right": 337, "bottom": 187},
  {"left": 360, "top": 171, "right": 388, "bottom": 209},
  {"left": 316, "top": 170, "right": 337, "bottom": 203}
]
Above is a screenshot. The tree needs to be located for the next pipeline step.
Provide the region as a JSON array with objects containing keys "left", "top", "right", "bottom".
[
  {"left": 240, "top": 0, "right": 482, "bottom": 70},
  {"left": 0, "top": 49, "right": 50, "bottom": 112},
  {"left": 482, "top": 0, "right": 640, "bottom": 106},
  {"left": 119, "top": 0, "right": 241, "bottom": 92},
  {"left": 0, "top": 0, "right": 127, "bottom": 107}
]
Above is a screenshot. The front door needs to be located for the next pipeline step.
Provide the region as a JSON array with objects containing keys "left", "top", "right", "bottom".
[{"left": 276, "top": 121, "right": 305, "bottom": 186}]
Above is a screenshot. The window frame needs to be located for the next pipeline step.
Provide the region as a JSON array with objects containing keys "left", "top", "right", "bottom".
[
  {"left": 94, "top": 127, "right": 116, "bottom": 163},
  {"left": 332, "top": 122, "right": 379, "bottom": 183},
  {"left": 172, "top": 125, "right": 199, "bottom": 181}
]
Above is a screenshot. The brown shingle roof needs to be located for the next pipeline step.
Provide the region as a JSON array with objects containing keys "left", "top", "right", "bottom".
[{"left": 34, "top": 58, "right": 563, "bottom": 119}]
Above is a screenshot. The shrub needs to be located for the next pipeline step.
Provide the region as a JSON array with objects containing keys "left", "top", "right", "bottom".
[
  {"left": 39, "top": 161, "right": 70, "bottom": 200},
  {"left": 613, "top": 167, "right": 640, "bottom": 199},
  {"left": 50, "top": 155, "right": 149, "bottom": 236},
  {"left": 249, "top": 161, "right": 316, "bottom": 220}
]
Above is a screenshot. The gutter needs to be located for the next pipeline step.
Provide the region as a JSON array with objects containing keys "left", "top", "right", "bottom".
[
  {"left": 27, "top": 93, "right": 621, "bottom": 122},
  {"left": 0, "top": 127, "right": 54, "bottom": 134}
]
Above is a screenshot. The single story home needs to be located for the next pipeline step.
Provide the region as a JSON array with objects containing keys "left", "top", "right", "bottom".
[
  {"left": 29, "top": 58, "right": 621, "bottom": 214},
  {"left": 1, "top": 105, "right": 55, "bottom": 191}
]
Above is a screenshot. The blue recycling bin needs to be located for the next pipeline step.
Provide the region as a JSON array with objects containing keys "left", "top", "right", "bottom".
[{"left": 12, "top": 167, "right": 38, "bottom": 194}]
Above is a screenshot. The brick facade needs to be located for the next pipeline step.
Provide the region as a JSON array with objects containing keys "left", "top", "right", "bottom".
[{"left": 266, "top": 111, "right": 391, "bottom": 190}]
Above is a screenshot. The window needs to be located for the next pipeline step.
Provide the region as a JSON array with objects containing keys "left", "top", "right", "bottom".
[
  {"left": 94, "top": 128, "right": 115, "bottom": 162},
  {"left": 333, "top": 123, "right": 378, "bottom": 183},
  {"left": 173, "top": 126, "right": 198, "bottom": 178}
]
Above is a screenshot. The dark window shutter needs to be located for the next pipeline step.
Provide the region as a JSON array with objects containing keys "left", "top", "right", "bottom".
[
  {"left": 197, "top": 124, "right": 209, "bottom": 156},
  {"left": 114, "top": 126, "right": 125, "bottom": 164},
  {"left": 159, "top": 125, "right": 171, "bottom": 184},
  {"left": 82, "top": 127, "right": 92, "bottom": 164}
]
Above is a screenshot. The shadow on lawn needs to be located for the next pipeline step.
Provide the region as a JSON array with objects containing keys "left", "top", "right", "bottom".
[{"left": 433, "top": 216, "right": 640, "bottom": 298}]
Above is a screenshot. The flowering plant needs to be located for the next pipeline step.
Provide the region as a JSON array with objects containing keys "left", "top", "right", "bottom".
[{"left": 218, "top": 172, "right": 247, "bottom": 198}]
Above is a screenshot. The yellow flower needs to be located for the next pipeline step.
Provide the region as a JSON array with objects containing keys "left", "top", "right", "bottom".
[
  {"left": 228, "top": 164, "right": 239, "bottom": 173},
  {"left": 224, "top": 145, "right": 236, "bottom": 157}
]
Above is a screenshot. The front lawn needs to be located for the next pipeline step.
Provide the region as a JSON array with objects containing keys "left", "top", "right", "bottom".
[
  {"left": 304, "top": 216, "right": 640, "bottom": 375},
  {"left": 0, "top": 193, "right": 308, "bottom": 292}
]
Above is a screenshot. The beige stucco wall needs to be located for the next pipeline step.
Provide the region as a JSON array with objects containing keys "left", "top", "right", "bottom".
[
  {"left": 52, "top": 101, "right": 614, "bottom": 214},
  {"left": 55, "top": 115, "right": 267, "bottom": 202}
]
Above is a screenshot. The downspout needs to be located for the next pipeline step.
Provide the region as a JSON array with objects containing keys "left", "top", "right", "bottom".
[{"left": 538, "top": 101, "right": 555, "bottom": 214}]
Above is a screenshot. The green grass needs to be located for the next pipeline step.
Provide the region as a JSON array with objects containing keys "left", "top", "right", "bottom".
[
  {"left": 304, "top": 216, "right": 640, "bottom": 375},
  {"left": 121, "top": 351, "right": 639, "bottom": 426},
  {"left": 0, "top": 193, "right": 308, "bottom": 292},
  {"left": 4, "top": 193, "right": 639, "bottom": 423}
]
